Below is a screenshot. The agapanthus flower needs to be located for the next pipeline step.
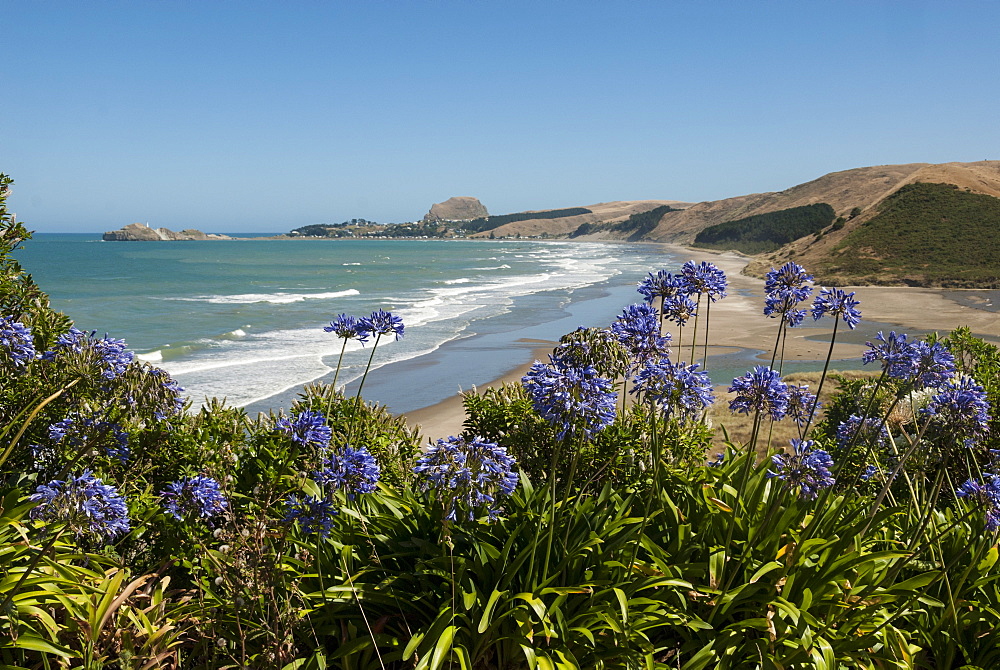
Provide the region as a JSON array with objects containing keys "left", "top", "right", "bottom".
[
  {"left": 29, "top": 470, "right": 130, "bottom": 542},
  {"left": 413, "top": 435, "right": 518, "bottom": 521},
  {"left": 637, "top": 270, "right": 682, "bottom": 304},
  {"left": 862, "top": 331, "right": 916, "bottom": 380},
  {"left": 314, "top": 445, "right": 380, "bottom": 499},
  {"left": 908, "top": 340, "right": 956, "bottom": 390},
  {"left": 275, "top": 410, "right": 332, "bottom": 450},
  {"left": 708, "top": 452, "right": 726, "bottom": 467},
  {"left": 93, "top": 335, "right": 134, "bottom": 380},
  {"left": 662, "top": 294, "right": 698, "bottom": 327},
  {"left": 324, "top": 313, "right": 371, "bottom": 343},
  {"left": 956, "top": 474, "right": 1000, "bottom": 531},
  {"left": 160, "top": 377, "right": 186, "bottom": 416},
  {"left": 46, "top": 416, "right": 130, "bottom": 463},
  {"left": 48, "top": 418, "right": 76, "bottom": 444},
  {"left": 362, "top": 309, "right": 404, "bottom": 340},
  {"left": 680, "top": 260, "right": 728, "bottom": 301},
  {"left": 40, "top": 327, "right": 87, "bottom": 360},
  {"left": 631, "top": 358, "right": 714, "bottom": 420},
  {"left": 728, "top": 365, "right": 789, "bottom": 421},
  {"left": 160, "top": 475, "right": 228, "bottom": 520},
  {"left": 767, "top": 439, "right": 835, "bottom": 500},
  {"left": 763, "top": 263, "right": 814, "bottom": 327},
  {"left": 610, "top": 303, "right": 670, "bottom": 366},
  {"left": 859, "top": 464, "right": 879, "bottom": 482},
  {"left": 283, "top": 495, "right": 338, "bottom": 537},
  {"left": 811, "top": 288, "right": 862, "bottom": 330},
  {"left": 784, "top": 384, "right": 819, "bottom": 426},
  {"left": 0, "top": 315, "right": 35, "bottom": 367},
  {"left": 522, "top": 356, "right": 617, "bottom": 440},
  {"left": 922, "top": 377, "right": 991, "bottom": 445},
  {"left": 764, "top": 262, "right": 814, "bottom": 301},
  {"left": 836, "top": 414, "right": 888, "bottom": 450}
]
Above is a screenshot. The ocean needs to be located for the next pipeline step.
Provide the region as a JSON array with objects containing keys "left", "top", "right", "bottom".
[{"left": 13, "top": 235, "right": 695, "bottom": 414}]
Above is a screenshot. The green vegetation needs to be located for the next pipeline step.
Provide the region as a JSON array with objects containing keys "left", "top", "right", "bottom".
[
  {"left": 291, "top": 219, "right": 378, "bottom": 236},
  {"left": 693, "top": 203, "right": 836, "bottom": 254},
  {"left": 460, "top": 207, "right": 592, "bottom": 234},
  {"left": 821, "top": 182, "right": 1000, "bottom": 286},
  {"left": 610, "top": 204, "right": 677, "bottom": 240}
]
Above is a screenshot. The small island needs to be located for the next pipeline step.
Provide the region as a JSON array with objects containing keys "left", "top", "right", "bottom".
[{"left": 102, "top": 222, "right": 231, "bottom": 241}]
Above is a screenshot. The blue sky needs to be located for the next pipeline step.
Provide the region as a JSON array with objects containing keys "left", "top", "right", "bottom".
[{"left": 3, "top": 1, "right": 998, "bottom": 232}]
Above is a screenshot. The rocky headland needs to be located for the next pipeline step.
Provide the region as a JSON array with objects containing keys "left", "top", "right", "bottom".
[
  {"left": 103, "top": 223, "right": 231, "bottom": 241},
  {"left": 423, "top": 196, "right": 489, "bottom": 222}
]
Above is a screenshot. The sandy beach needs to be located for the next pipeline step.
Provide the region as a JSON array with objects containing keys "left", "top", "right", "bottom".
[{"left": 401, "top": 244, "right": 1000, "bottom": 442}]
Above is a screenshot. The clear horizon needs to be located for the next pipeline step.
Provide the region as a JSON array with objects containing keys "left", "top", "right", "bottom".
[{"left": 3, "top": 1, "right": 999, "bottom": 233}]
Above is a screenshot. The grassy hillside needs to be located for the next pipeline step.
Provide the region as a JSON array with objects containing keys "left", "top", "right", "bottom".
[
  {"left": 819, "top": 182, "right": 1000, "bottom": 286},
  {"left": 692, "top": 203, "right": 835, "bottom": 253}
]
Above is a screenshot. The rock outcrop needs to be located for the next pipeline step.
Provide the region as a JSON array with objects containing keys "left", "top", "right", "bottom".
[
  {"left": 102, "top": 223, "right": 230, "bottom": 241},
  {"left": 423, "top": 197, "right": 488, "bottom": 222}
]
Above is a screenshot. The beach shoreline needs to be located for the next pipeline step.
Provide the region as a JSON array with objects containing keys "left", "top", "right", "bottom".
[{"left": 401, "top": 243, "right": 1000, "bottom": 441}]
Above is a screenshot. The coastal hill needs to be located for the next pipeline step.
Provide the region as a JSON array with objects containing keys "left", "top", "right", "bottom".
[
  {"left": 552, "top": 160, "right": 1000, "bottom": 287},
  {"left": 103, "top": 223, "right": 230, "bottom": 241},
  {"left": 467, "top": 200, "right": 694, "bottom": 239}
]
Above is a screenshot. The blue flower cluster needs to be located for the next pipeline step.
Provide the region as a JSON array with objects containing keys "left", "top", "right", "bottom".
[
  {"left": 811, "top": 288, "right": 862, "bottom": 330},
  {"left": 611, "top": 303, "right": 670, "bottom": 367},
  {"left": 413, "top": 435, "right": 519, "bottom": 520},
  {"left": 47, "top": 415, "right": 131, "bottom": 463},
  {"left": 324, "top": 313, "right": 371, "bottom": 343},
  {"left": 283, "top": 495, "right": 338, "bottom": 537},
  {"left": 785, "top": 384, "right": 819, "bottom": 427},
  {"left": 523, "top": 356, "right": 617, "bottom": 440},
  {"left": 768, "top": 439, "right": 836, "bottom": 500},
  {"left": 364, "top": 309, "right": 405, "bottom": 340},
  {"left": 636, "top": 270, "right": 682, "bottom": 304},
  {"left": 956, "top": 475, "right": 1000, "bottom": 531},
  {"left": 93, "top": 335, "right": 135, "bottom": 380},
  {"left": 662, "top": 294, "right": 698, "bottom": 327},
  {"left": 30, "top": 470, "right": 131, "bottom": 542},
  {"left": 160, "top": 475, "right": 229, "bottom": 520},
  {"left": 836, "top": 414, "right": 888, "bottom": 450},
  {"left": 631, "top": 358, "right": 715, "bottom": 420},
  {"left": 862, "top": 331, "right": 956, "bottom": 389},
  {"left": 40, "top": 327, "right": 87, "bottom": 361},
  {"left": 763, "top": 262, "right": 814, "bottom": 327},
  {"left": 681, "top": 260, "right": 728, "bottom": 301},
  {"left": 728, "top": 365, "right": 789, "bottom": 421},
  {"left": 0, "top": 315, "right": 35, "bottom": 367},
  {"left": 276, "top": 410, "right": 332, "bottom": 450},
  {"left": 314, "top": 444, "right": 380, "bottom": 499},
  {"left": 923, "top": 377, "right": 992, "bottom": 445}
]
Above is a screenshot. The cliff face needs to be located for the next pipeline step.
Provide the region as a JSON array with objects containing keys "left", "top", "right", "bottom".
[
  {"left": 423, "top": 197, "right": 489, "bottom": 222},
  {"left": 102, "top": 223, "right": 229, "bottom": 241}
]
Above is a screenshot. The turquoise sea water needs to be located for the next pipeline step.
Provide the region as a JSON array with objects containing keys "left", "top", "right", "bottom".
[{"left": 13, "top": 235, "right": 692, "bottom": 413}]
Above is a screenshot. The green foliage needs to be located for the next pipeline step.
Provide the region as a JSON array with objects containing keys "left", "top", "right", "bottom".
[
  {"left": 291, "top": 382, "right": 421, "bottom": 486},
  {"left": 823, "top": 182, "right": 1000, "bottom": 286},
  {"left": 610, "top": 204, "right": 678, "bottom": 240},
  {"left": 693, "top": 203, "right": 836, "bottom": 254}
]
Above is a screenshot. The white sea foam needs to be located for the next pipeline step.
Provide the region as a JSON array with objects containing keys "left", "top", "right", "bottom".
[
  {"left": 165, "top": 289, "right": 360, "bottom": 304},
  {"left": 136, "top": 349, "right": 163, "bottom": 363},
  {"left": 162, "top": 240, "right": 662, "bottom": 409}
]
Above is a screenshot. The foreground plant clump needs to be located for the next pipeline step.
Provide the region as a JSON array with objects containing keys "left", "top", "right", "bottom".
[{"left": 2, "top": 173, "right": 1000, "bottom": 668}]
